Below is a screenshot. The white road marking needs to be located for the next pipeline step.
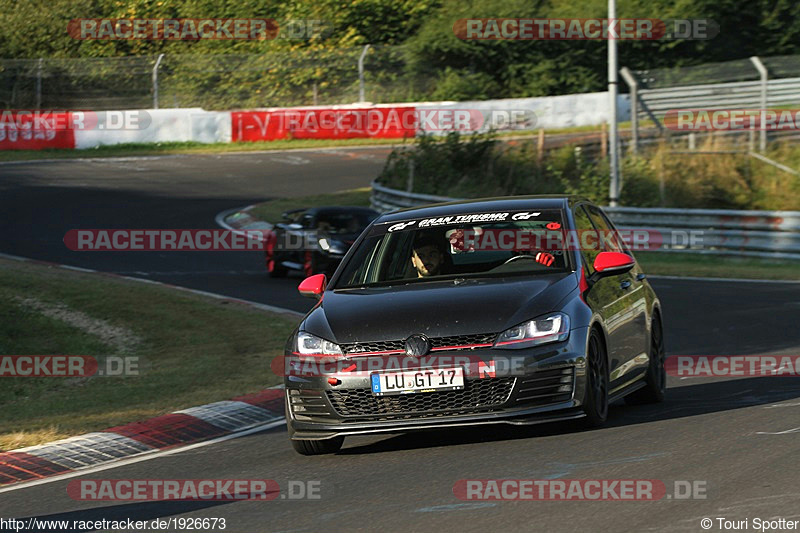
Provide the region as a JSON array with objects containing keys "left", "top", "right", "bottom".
[
  {"left": 756, "top": 427, "right": 800, "bottom": 435},
  {"left": 268, "top": 155, "right": 310, "bottom": 165}
]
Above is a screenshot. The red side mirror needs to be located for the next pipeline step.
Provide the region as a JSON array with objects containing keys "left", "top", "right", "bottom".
[
  {"left": 298, "top": 274, "right": 326, "bottom": 299},
  {"left": 593, "top": 252, "right": 635, "bottom": 274}
]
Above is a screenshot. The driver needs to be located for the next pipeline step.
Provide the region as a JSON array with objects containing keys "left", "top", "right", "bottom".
[
  {"left": 447, "top": 227, "right": 556, "bottom": 267},
  {"left": 411, "top": 236, "right": 446, "bottom": 277}
]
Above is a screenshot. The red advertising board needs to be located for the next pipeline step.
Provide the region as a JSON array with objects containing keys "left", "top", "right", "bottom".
[
  {"left": 0, "top": 111, "right": 76, "bottom": 150},
  {"left": 232, "top": 107, "right": 417, "bottom": 142}
]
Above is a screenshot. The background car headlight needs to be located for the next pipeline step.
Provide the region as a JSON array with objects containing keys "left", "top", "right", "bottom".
[
  {"left": 318, "top": 238, "right": 347, "bottom": 254},
  {"left": 296, "top": 331, "right": 344, "bottom": 357},
  {"left": 494, "top": 313, "right": 570, "bottom": 349}
]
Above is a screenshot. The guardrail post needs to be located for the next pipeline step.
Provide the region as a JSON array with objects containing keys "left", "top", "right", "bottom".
[
  {"left": 152, "top": 54, "right": 165, "bottom": 110},
  {"left": 35, "top": 58, "right": 43, "bottom": 109},
  {"left": 608, "top": 0, "right": 620, "bottom": 207},
  {"left": 620, "top": 67, "right": 638, "bottom": 155},
  {"left": 601, "top": 123, "right": 608, "bottom": 159},
  {"left": 537, "top": 128, "right": 545, "bottom": 163},
  {"left": 750, "top": 56, "right": 768, "bottom": 153},
  {"left": 358, "top": 44, "right": 371, "bottom": 103}
]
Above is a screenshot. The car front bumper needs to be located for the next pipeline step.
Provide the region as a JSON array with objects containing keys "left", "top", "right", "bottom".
[{"left": 284, "top": 328, "right": 591, "bottom": 440}]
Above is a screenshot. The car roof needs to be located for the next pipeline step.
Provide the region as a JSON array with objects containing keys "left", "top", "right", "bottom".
[{"left": 374, "top": 195, "right": 588, "bottom": 223}]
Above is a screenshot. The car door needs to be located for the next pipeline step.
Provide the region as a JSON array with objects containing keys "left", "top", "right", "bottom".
[
  {"left": 572, "top": 204, "right": 635, "bottom": 391},
  {"left": 584, "top": 203, "right": 649, "bottom": 387}
]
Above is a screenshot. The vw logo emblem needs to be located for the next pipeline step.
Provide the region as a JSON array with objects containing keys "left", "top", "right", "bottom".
[{"left": 404, "top": 334, "right": 431, "bottom": 357}]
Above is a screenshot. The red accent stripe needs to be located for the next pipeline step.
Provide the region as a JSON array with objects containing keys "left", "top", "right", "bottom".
[
  {"left": 345, "top": 349, "right": 406, "bottom": 357},
  {"left": 495, "top": 335, "right": 558, "bottom": 346},
  {"left": 104, "top": 413, "right": 227, "bottom": 449},
  {"left": 0, "top": 452, "right": 71, "bottom": 485},
  {"left": 431, "top": 343, "right": 494, "bottom": 351}
]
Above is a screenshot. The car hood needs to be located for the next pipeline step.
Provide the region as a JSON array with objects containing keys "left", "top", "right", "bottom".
[{"left": 303, "top": 273, "right": 578, "bottom": 343}]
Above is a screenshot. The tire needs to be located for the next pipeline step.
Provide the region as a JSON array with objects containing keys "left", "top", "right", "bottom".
[
  {"left": 582, "top": 328, "right": 609, "bottom": 427},
  {"left": 625, "top": 316, "right": 666, "bottom": 405},
  {"left": 291, "top": 436, "right": 344, "bottom": 456},
  {"left": 266, "top": 236, "right": 288, "bottom": 278}
]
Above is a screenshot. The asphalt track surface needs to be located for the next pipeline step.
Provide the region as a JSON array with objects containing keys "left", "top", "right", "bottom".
[{"left": 1, "top": 147, "right": 800, "bottom": 532}]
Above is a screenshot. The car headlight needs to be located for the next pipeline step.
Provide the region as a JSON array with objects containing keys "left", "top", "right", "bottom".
[
  {"left": 318, "top": 238, "right": 347, "bottom": 254},
  {"left": 494, "top": 313, "right": 570, "bottom": 349},
  {"left": 296, "top": 331, "right": 344, "bottom": 357}
]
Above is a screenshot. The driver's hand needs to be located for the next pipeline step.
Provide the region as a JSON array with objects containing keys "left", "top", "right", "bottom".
[{"left": 535, "top": 252, "right": 555, "bottom": 266}]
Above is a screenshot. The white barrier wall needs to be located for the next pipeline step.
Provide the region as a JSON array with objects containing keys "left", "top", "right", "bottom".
[
  {"left": 415, "top": 92, "right": 631, "bottom": 135},
  {"left": 18, "top": 90, "right": 629, "bottom": 150},
  {"left": 74, "top": 108, "right": 232, "bottom": 149}
]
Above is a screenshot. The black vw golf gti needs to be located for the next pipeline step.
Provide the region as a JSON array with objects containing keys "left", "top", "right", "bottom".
[{"left": 283, "top": 196, "right": 665, "bottom": 455}]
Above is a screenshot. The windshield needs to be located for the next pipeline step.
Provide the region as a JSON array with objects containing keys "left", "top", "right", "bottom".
[{"left": 335, "top": 209, "right": 571, "bottom": 288}]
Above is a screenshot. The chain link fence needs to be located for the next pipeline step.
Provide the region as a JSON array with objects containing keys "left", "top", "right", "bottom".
[
  {"left": 621, "top": 53, "right": 800, "bottom": 155},
  {"left": 0, "top": 45, "right": 426, "bottom": 110}
]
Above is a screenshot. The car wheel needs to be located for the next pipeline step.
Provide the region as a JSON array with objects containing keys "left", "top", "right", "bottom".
[
  {"left": 266, "top": 237, "right": 288, "bottom": 278},
  {"left": 291, "top": 436, "right": 344, "bottom": 456},
  {"left": 582, "top": 328, "right": 609, "bottom": 427},
  {"left": 625, "top": 316, "right": 666, "bottom": 405}
]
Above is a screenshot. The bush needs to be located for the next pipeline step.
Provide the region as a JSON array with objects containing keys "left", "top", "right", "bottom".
[{"left": 377, "top": 131, "right": 800, "bottom": 210}]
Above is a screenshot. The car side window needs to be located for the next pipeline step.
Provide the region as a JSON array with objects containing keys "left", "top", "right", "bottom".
[
  {"left": 584, "top": 204, "right": 624, "bottom": 253},
  {"left": 572, "top": 205, "right": 601, "bottom": 274},
  {"left": 301, "top": 214, "right": 316, "bottom": 229}
]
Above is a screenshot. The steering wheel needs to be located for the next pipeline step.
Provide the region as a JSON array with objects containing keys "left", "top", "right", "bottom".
[{"left": 501, "top": 254, "right": 539, "bottom": 265}]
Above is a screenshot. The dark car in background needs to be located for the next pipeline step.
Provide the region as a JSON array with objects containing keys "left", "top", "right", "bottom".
[
  {"left": 265, "top": 206, "right": 379, "bottom": 278},
  {"left": 283, "top": 196, "right": 665, "bottom": 455}
]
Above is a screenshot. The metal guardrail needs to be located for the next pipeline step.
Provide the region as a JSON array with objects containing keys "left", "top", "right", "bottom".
[
  {"left": 637, "top": 77, "right": 800, "bottom": 116},
  {"left": 370, "top": 182, "right": 800, "bottom": 259}
]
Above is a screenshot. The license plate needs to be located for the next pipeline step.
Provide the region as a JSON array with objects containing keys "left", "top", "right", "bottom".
[{"left": 371, "top": 367, "right": 465, "bottom": 396}]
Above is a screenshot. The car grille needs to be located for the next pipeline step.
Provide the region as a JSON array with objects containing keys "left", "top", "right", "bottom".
[
  {"left": 341, "top": 340, "right": 404, "bottom": 355},
  {"left": 326, "top": 377, "right": 516, "bottom": 420},
  {"left": 514, "top": 366, "right": 574, "bottom": 407},
  {"left": 340, "top": 333, "right": 498, "bottom": 355}
]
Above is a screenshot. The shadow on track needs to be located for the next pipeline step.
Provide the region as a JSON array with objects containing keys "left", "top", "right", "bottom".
[{"left": 338, "top": 376, "right": 800, "bottom": 455}]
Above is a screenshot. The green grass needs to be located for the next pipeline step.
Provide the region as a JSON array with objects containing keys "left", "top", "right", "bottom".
[
  {"left": 0, "top": 258, "right": 298, "bottom": 451},
  {"left": 248, "top": 187, "right": 373, "bottom": 224},
  {"left": 0, "top": 138, "right": 410, "bottom": 162},
  {"left": 635, "top": 252, "right": 800, "bottom": 280},
  {"left": 0, "top": 121, "right": 641, "bottom": 163}
]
